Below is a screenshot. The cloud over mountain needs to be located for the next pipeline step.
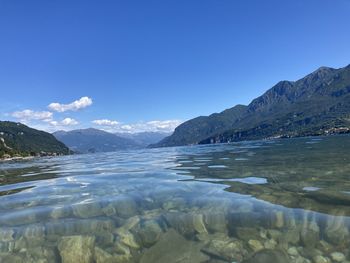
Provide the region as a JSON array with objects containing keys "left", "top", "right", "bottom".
[
  {"left": 11, "top": 110, "right": 53, "bottom": 121},
  {"left": 92, "top": 119, "right": 119, "bottom": 126},
  {"left": 8, "top": 96, "right": 182, "bottom": 134},
  {"left": 92, "top": 119, "right": 182, "bottom": 133}
]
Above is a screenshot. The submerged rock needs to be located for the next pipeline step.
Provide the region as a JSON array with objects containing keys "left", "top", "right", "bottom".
[
  {"left": 317, "top": 240, "right": 332, "bottom": 254},
  {"left": 94, "top": 246, "right": 131, "bottom": 263},
  {"left": 300, "top": 247, "right": 323, "bottom": 259},
  {"left": 114, "top": 216, "right": 141, "bottom": 249},
  {"left": 114, "top": 242, "right": 131, "bottom": 256},
  {"left": 136, "top": 219, "right": 163, "bottom": 247},
  {"left": 324, "top": 216, "right": 350, "bottom": 245},
  {"left": 248, "top": 239, "right": 264, "bottom": 252},
  {"left": 113, "top": 197, "right": 138, "bottom": 219},
  {"left": 94, "top": 247, "right": 114, "bottom": 263},
  {"left": 204, "top": 211, "right": 227, "bottom": 233},
  {"left": 72, "top": 202, "right": 103, "bottom": 218},
  {"left": 0, "top": 253, "right": 23, "bottom": 263},
  {"left": 242, "top": 249, "right": 290, "bottom": 263},
  {"left": 50, "top": 206, "right": 72, "bottom": 219},
  {"left": 300, "top": 223, "right": 319, "bottom": 248},
  {"left": 58, "top": 235, "right": 95, "bottom": 263},
  {"left": 115, "top": 230, "right": 139, "bottom": 249},
  {"left": 163, "top": 212, "right": 196, "bottom": 236},
  {"left": 193, "top": 214, "right": 208, "bottom": 234},
  {"left": 267, "top": 229, "right": 282, "bottom": 240},
  {"left": 95, "top": 232, "right": 114, "bottom": 246},
  {"left": 25, "top": 246, "right": 58, "bottom": 263},
  {"left": 313, "top": 255, "right": 331, "bottom": 263},
  {"left": 201, "top": 234, "right": 245, "bottom": 262},
  {"left": 330, "top": 252, "right": 346, "bottom": 262},
  {"left": 102, "top": 204, "right": 116, "bottom": 216},
  {"left": 140, "top": 229, "right": 209, "bottom": 263},
  {"left": 235, "top": 227, "right": 261, "bottom": 241},
  {"left": 287, "top": 246, "right": 299, "bottom": 257},
  {"left": 120, "top": 216, "right": 140, "bottom": 231},
  {"left": 263, "top": 239, "right": 277, "bottom": 249}
]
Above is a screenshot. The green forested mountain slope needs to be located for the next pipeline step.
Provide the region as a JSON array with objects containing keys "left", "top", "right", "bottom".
[
  {"left": 152, "top": 64, "right": 350, "bottom": 147},
  {"left": 0, "top": 121, "right": 70, "bottom": 158}
]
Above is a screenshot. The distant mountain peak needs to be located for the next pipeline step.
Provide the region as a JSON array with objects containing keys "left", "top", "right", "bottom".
[
  {"left": 316, "top": 66, "right": 334, "bottom": 71},
  {"left": 306, "top": 66, "right": 336, "bottom": 80}
]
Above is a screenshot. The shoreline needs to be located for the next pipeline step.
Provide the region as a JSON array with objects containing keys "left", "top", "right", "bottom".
[
  {"left": 0, "top": 156, "right": 36, "bottom": 163},
  {"left": 199, "top": 128, "right": 350, "bottom": 145},
  {"left": 1, "top": 132, "right": 350, "bottom": 162}
]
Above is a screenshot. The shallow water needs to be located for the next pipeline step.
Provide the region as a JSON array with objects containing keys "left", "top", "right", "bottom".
[{"left": 1, "top": 135, "right": 350, "bottom": 263}]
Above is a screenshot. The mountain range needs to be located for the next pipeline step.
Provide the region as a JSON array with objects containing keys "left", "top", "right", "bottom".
[
  {"left": 151, "top": 64, "right": 350, "bottom": 147},
  {"left": 2, "top": 64, "right": 350, "bottom": 157},
  {"left": 0, "top": 123, "right": 170, "bottom": 158},
  {"left": 53, "top": 129, "right": 169, "bottom": 153}
]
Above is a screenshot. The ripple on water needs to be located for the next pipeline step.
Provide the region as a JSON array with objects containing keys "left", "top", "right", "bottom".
[
  {"left": 178, "top": 160, "right": 193, "bottom": 164},
  {"left": 196, "top": 177, "right": 267, "bottom": 185},
  {"left": 0, "top": 135, "right": 350, "bottom": 262},
  {"left": 235, "top": 157, "right": 249, "bottom": 161},
  {"left": 193, "top": 158, "right": 212, "bottom": 162},
  {"left": 207, "top": 165, "right": 227, "bottom": 169},
  {"left": 230, "top": 177, "right": 268, "bottom": 184}
]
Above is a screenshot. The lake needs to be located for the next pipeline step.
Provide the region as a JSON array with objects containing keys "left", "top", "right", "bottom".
[{"left": 1, "top": 135, "right": 350, "bottom": 263}]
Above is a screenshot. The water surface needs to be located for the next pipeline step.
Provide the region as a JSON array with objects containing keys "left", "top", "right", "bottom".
[{"left": 1, "top": 135, "right": 350, "bottom": 263}]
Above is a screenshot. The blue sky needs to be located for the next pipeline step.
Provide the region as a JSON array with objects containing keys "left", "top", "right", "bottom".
[{"left": 0, "top": 0, "right": 349, "bottom": 133}]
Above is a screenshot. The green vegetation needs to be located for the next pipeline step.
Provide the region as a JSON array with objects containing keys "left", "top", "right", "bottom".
[
  {"left": 152, "top": 64, "right": 350, "bottom": 147},
  {"left": 0, "top": 121, "right": 70, "bottom": 158}
]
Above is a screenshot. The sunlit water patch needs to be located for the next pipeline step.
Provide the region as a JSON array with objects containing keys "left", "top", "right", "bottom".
[
  {"left": 1, "top": 135, "right": 350, "bottom": 262},
  {"left": 207, "top": 165, "right": 227, "bottom": 169}
]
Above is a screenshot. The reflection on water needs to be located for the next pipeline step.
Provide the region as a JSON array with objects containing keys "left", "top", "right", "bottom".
[{"left": 0, "top": 135, "right": 350, "bottom": 262}]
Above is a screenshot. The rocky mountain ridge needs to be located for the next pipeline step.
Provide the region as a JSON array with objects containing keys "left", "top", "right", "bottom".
[{"left": 152, "top": 64, "right": 350, "bottom": 147}]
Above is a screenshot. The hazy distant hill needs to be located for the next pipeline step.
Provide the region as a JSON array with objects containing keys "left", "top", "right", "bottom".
[
  {"left": 0, "top": 121, "right": 70, "bottom": 158},
  {"left": 152, "top": 64, "right": 350, "bottom": 147},
  {"left": 53, "top": 128, "right": 141, "bottom": 153},
  {"left": 115, "top": 132, "right": 170, "bottom": 147}
]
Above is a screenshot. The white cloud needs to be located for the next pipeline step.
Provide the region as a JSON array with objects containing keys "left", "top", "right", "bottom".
[
  {"left": 61, "top": 118, "right": 78, "bottom": 126},
  {"left": 93, "top": 119, "right": 183, "bottom": 133},
  {"left": 48, "top": 96, "right": 92, "bottom": 112},
  {"left": 145, "top": 120, "right": 182, "bottom": 131},
  {"left": 121, "top": 124, "right": 132, "bottom": 131},
  {"left": 49, "top": 118, "right": 78, "bottom": 127},
  {"left": 92, "top": 119, "right": 119, "bottom": 126},
  {"left": 50, "top": 121, "right": 59, "bottom": 126},
  {"left": 11, "top": 109, "right": 78, "bottom": 127},
  {"left": 11, "top": 110, "right": 53, "bottom": 121}
]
